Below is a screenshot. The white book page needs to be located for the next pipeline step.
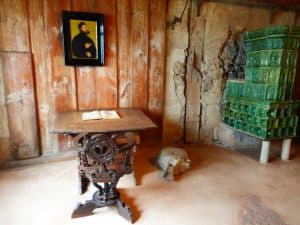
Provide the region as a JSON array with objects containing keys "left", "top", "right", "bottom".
[
  {"left": 100, "top": 110, "right": 120, "bottom": 119},
  {"left": 82, "top": 110, "right": 102, "bottom": 120}
]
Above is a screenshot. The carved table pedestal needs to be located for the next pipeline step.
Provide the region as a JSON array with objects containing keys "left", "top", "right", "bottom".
[{"left": 51, "top": 109, "right": 156, "bottom": 223}]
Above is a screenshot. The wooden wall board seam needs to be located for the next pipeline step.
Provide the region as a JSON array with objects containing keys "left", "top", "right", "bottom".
[
  {"left": 131, "top": 0, "right": 150, "bottom": 110},
  {"left": 117, "top": 0, "right": 133, "bottom": 108},
  {"left": 25, "top": 0, "right": 43, "bottom": 156},
  {"left": 147, "top": 0, "right": 167, "bottom": 135},
  {"left": 0, "top": 51, "right": 31, "bottom": 53},
  {"left": 0, "top": 52, "right": 40, "bottom": 160},
  {"left": 0, "top": 0, "right": 31, "bottom": 52},
  {"left": 27, "top": 0, "right": 53, "bottom": 155}
]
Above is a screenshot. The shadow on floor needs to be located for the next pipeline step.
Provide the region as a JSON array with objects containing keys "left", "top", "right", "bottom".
[
  {"left": 133, "top": 142, "right": 162, "bottom": 186},
  {"left": 234, "top": 140, "right": 300, "bottom": 162}
]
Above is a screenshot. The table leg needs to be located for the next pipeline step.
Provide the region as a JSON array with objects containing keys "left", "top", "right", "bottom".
[
  {"left": 72, "top": 182, "right": 134, "bottom": 223},
  {"left": 260, "top": 141, "right": 270, "bottom": 164},
  {"left": 72, "top": 132, "right": 136, "bottom": 223},
  {"left": 281, "top": 138, "right": 291, "bottom": 161}
]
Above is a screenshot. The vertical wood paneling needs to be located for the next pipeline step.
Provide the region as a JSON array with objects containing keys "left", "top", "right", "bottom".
[
  {"left": 45, "top": 0, "right": 76, "bottom": 152},
  {"left": 74, "top": 0, "right": 118, "bottom": 110},
  {"left": 131, "top": 0, "right": 149, "bottom": 110},
  {"left": 72, "top": 0, "right": 99, "bottom": 110},
  {"left": 75, "top": 66, "right": 98, "bottom": 110},
  {"left": 0, "top": 0, "right": 167, "bottom": 161},
  {"left": 0, "top": 52, "right": 39, "bottom": 159},
  {"left": 296, "top": 12, "right": 300, "bottom": 25},
  {"left": 94, "top": 0, "right": 118, "bottom": 109},
  {"left": 45, "top": 0, "right": 77, "bottom": 112},
  {"left": 27, "top": 0, "right": 50, "bottom": 154},
  {"left": 117, "top": 0, "right": 132, "bottom": 108},
  {"left": 0, "top": 0, "right": 30, "bottom": 52},
  {"left": 148, "top": 0, "right": 166, "bottom": 132},
  {"left": 0, "top": 57, "right": 11, "bottom": 162}
]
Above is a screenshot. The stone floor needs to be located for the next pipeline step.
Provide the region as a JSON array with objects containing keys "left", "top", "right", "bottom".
[{"left": 0, "top": 141, "right": 299, "bottom": 225}]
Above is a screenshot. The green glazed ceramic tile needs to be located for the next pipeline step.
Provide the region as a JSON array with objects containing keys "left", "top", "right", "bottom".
[
  {"left": 223, "top": 25, "right": 300, "bottom": 140},
  {"left": 244, "top": 25, "right": 300, "bottom": 42},
  {"left": 222, "top": 97, "right": 299, "bottom": 139},
  {"left": 246, "top": 49, "right": 298, "bottom": 68}
]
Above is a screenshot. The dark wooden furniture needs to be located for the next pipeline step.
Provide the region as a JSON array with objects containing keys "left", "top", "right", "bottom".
[{"left": 51, "top": 108, "right": 156, "bottom": 223}]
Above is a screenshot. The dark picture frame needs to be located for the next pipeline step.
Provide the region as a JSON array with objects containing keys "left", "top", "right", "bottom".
[{"left": 62, "top": 11, "right": 104, "bottom": 66}]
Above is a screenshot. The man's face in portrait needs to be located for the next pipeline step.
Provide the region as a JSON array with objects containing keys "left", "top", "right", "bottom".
[{"left": 80, "top": 24, "right": 90, "bottom": 34}]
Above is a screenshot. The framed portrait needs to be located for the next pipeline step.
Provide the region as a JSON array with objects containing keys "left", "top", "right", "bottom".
[{"left": 62, "top": 11, "right": 104, "bottom": 66}]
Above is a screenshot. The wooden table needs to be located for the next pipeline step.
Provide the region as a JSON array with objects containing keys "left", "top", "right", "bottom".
[{"left": 51, "top": 108, "right": 156, "bottom": 223}]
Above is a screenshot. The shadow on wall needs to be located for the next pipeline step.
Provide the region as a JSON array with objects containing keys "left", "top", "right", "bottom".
[{"left": 218, "top": 27, "right": 247, "bottom": 80}]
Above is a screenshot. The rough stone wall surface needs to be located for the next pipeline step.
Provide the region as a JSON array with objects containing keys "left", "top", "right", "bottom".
[
  {"left": 163, "top": 0, "right": 189, "bottom": 144},
  {"left": 184, "top": 0, "right": 203, "bottom": 144},
  {"left": 198, "top": 2, "right": 272, "bottom": 145},
  {"left": 219, "top": 28, "right": 246, "bottom": 80}
]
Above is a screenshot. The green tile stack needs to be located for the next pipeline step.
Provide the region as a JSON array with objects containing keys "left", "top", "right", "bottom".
[{"left": 223, "top": 25, "right": 300, "bottom": 139}]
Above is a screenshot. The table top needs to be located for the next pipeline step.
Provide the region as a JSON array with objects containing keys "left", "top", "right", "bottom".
[{"left": 50, "top": 108, "right": 157, "bottom": 134}]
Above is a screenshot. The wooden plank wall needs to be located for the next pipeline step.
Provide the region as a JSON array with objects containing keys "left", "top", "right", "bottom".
[
  {"left": 0, "top": 52, "right": 39, "bottom": 160},
  {"left": 0, "top": 0, "right": 166, "bottom": 163},
  {"left": 0, "top": 0, "right": 30, "bottom": 52},
  {"left": 148, "top": 0, "right": 166, "bottom": 137},
  {"left": 73, "top": 0, "right": 118, "bottom": 110}
]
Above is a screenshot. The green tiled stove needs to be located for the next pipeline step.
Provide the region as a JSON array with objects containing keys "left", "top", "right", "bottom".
[{"left": 222, "top": 25, "right": 300, "bottom": 163}]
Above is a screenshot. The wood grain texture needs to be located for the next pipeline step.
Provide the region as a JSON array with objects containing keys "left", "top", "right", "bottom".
[
  {"left": 0, "top": 56, "right": 11, "bottom": 163},
  {"left": 117, "top": 0, "right": 132, "bottom": 108},
  {"left": 51, "top": 108, "right": 156, "bottom": 134},
  {"left": 131, "top": 0, "right": 149, "bottom": 110},
  {"left": 296, "top": 12, "right": 300, "bottom": 25},
  {"left": 93, "top": 0, "right": 118, "bottom": 109},
  {"left": 271, "top": 10, "right": 296, "bottom": 25},
  {"left": 0, "top": 0, "right": 30, "bottom": 52},
  {"left": 27, "top": 0, "right": 51, "bottom": 154},
  {"left": 73, "top": 0, "right": 118, "bottom": 110},
  {"left": 44, "top": 0, "right": 76, "bottom": 152},
  {"left": 45, "top": 0, "right": 76, "bottom": 112},
  {"left": 72, "top": 0, "right": 99, "bottom": 110},
  {"left": 0, "top": 52, "right": 39, "bottom": 160},
  {"left": 147, "top": 0, "right": 166, "bottom": 135}
]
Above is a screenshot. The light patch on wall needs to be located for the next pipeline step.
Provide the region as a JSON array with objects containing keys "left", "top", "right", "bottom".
[
  {"left": 5, "top": 87, "right": 31, "bottom": 104},
  {"left": 0, "top": 58, "right": 9, "bottom": 138}
]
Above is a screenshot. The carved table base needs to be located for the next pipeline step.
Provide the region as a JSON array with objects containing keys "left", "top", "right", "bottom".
[
  {"left": 70, "top": 132, "right": 136, "bottom": 223},
  {"left": 72, "top": 190, "right": 133, "bottom": 222}
]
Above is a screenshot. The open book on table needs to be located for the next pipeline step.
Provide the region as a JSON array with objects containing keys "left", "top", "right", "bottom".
[{"left": 82, "top": 110, "right": 120, "bottom": 121}]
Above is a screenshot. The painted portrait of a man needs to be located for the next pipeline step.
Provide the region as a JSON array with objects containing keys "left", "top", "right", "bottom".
[
  {"left": 62, "top": 11, "right": 104, "bottom": 66},
  {"left": 70, "top": 20, "right": 98, "bottom": 59}
]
